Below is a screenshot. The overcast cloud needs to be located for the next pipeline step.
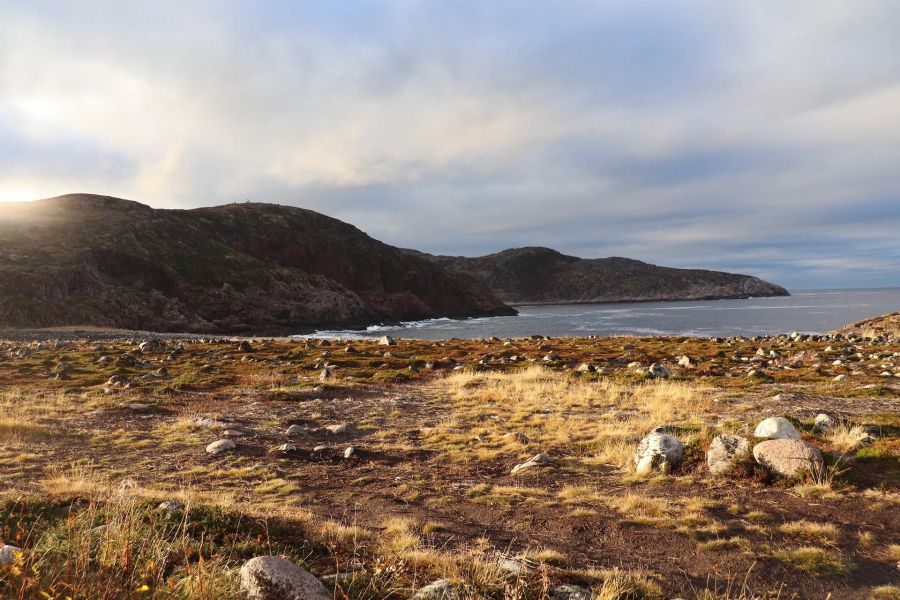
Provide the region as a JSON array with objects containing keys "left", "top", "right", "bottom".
[{"left": 1, "top": 1, "right": 899, "bottom": 288}]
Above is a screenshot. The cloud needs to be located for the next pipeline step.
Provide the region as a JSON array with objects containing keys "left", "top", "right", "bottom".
[{"left": 0, "top": 0, "right": 899, "bottom": 288}]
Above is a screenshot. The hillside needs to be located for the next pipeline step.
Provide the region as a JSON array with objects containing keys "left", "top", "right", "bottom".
[
  {"left": 835, "top": 312, "right": 900, "bottom": 339},
  {"left": 0, "top": 194, "right": 514, "bottom": 334},
  {"left": 417, "top": 247, "right": 789, "bottom": 304}
]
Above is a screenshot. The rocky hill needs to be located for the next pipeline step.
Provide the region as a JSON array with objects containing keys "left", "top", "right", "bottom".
[
  {"left": 416, "top": 247, "right": 789, "bottom": 304},
  {"left": 0, "top": 194, "right": 514, "bottom": 334},
  {"left": 835, "top": 312, "right": 900, "bottom": 340}
]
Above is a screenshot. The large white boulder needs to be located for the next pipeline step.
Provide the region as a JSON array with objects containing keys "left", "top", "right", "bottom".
[
  {"left": 634, "top": 433, "right": 683, "bottom": 475},
  {"left": 706, "top": 434, "right": 751, "bottom": 475},
  {"left": 753, "top": 417, "right": 800, "bottom": 440},
  {"left": 239, "top": 556, "right": 331, "bottom": 600},
  {"left": 205, "top": 439, "right": 236, "bottom": 454},
  {"left": 752, "top": 439, "right": 824, "bottom": 478}
]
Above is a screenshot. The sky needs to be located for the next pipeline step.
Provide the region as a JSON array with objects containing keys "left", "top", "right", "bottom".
[{"left": 1, "top": 1, "right": 899, "bottom": 289}]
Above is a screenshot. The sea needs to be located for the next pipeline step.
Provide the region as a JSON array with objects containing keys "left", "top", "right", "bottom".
[{"left": 300, "top": 288, "right": 900, "bottom": 340}]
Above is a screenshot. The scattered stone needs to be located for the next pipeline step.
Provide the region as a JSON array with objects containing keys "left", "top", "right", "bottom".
[
  {"left": 833, "top": 374, "right": 849, "bottom": 382},
  {"left": 120, "top": 402, "right": 149, "bottom": 411},
  {"left": 343, "top": 447, "right": 355, "bottom": 459},
  {"left": 677, "top": 355, "right": 694, "bottom": 368},
  {"left": 634, "top": 432, "right": 683, "bottom": 475},
  {"left": 753, "top": 439, "right": 824, "bottom": 478},
  {"left": 237, "top": 340, "right": 254, "bottom": 353},
  {"left": 753, "top": 417, "right": 800, "bottom": 440},
  {"left": 312, "top": 444, "right": 329, "bottom": 453},
  {"left": 240, "top": 556, "right": 331, "bottom": 600},
  {"left": 157, "top": 500, "right": 183, "bottom": 512},
  {"left": 278, "top": 443, "right": 297, "bottom": 453},
  {"left": 325, "top": 423, "right": 348, "bottom": 434},
  {"left": 411, "top": 579, "right": 460, "bottom": 600},
  {"left": 504, "top": 431, "right": 530, "bottom": 444},
  {"left": 706, "top": 434, "right": 750, "bottom": 475},
  {"left": 206, "top": 439, "right": 237, "bottom": 454},
  {"left": 379, "top": 336, "right": 396, "bottom": 346},
  {"left": 511, "top": 452, "right": 555, "bottom": 474}
]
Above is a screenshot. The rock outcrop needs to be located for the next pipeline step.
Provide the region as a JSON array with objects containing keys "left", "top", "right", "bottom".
[
  {"left": 0, "top": 194, "right": 514, "bottom": 334},
  {"left": 834, "top": 312, "right": 900, "bottom": 340},
  {"left": 415, "top": 247, "right": 788, "bottom": 305}
]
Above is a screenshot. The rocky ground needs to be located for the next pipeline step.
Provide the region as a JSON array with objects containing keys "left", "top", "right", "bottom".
[{"left": 0, "top": 331, "right": 898, "bottom": 599}]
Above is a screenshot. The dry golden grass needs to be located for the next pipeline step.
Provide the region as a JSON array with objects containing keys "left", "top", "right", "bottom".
[
  {"left": 430, "top": 366, "right": 710, "bottom": 469},
  {"left": 827, "top": 421, "right": 873, "bottom": 452},
  {"left": 778, "top": 520, "right": 840, "bottom": 544}
]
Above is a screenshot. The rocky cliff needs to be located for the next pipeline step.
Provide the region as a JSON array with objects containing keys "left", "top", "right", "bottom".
[
  {"left": 416, "top": 247, "right": 789, "bottom": 304},
  {"left": 0, "top": 194, "right": 514, "bottom": 334}
]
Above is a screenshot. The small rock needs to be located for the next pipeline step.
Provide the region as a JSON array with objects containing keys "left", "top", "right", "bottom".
[
  {"left": 379, "top": 336, "right": 396, "bottom": 346},
  {"left": 157, "top": 500, "right": 183, "bottom": 512},
  {"left": 411, "top": 578, "right": 460, "bottom": 600},
  {"left": 237, "top": 341, "right": 254, "bottom": 353},
  {"left": 206, "top": 439, "right": 237, "bottom": 454},
  {"left": 325, "top": 423, "right": 348, "bottom": 434},
  {"left": 511, "top": 452, "right": 555, "bottom": 474},
  {"left": 833, "top": 374, "right": 849, "bottom": 382},
  {"left": 647, "top": 363, "right": 669, "bottom": 378},
  {"left": 813, "top": 413, "right": 836, "bottom": 431},
  {"left": 286, "top": 424, "right": 306, "bottom": 436},
  {"left": 240, "top": 556, "right": 331, "bottom": 600},
  {"left": 278, "top": 443, "right": 297, "bottom": 453},
  {"left": 343, "top": 447, "right": 355, "bottom": 459},
  {"left": 551, "top": 584, "right": 592, "bottom": 600},
  {"left": 754, "top": 417, "right": 800, "bottom": 440}
]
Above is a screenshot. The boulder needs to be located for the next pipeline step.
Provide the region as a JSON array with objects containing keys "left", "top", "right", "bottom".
[
  {"left": 379, "top": 336, "right": 397, "bottom": 346},
  {"left": 752, "top": 439, "right": 824, "bottom": 478},
  {"left": 634, "top": 433, "right": 683, "bottom": 475},
  {"left": 239, "top": 556, "right": 331, "bottom": 600},
  {"left": 706, "top": 434, "right": 750, "bottom": 475},
  {"left": 753, "top": 417, "right": 800, "bottom": 440}
]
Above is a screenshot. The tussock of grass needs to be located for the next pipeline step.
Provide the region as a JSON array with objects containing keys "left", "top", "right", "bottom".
[
  {"left": 778, "top": 520, "right": 839, "bottom": 544},
  {"left": 774, "top": 546, "right": 852, "bottom": 576}
]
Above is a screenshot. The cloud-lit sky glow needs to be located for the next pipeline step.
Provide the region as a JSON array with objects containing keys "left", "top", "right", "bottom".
[{"left": 2, "top": 1, "right": 899, "bottom": 288}]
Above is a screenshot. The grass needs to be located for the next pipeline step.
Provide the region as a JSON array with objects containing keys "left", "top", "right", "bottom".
[
  {"left": 777, "top": 520, "right": 840, "bottom": 544},
  {"left": 774, "top": 546, "right": 853, "bottom": 577},
  {"left": 0, "top": 334, "right": 897, "bottom": 598}
]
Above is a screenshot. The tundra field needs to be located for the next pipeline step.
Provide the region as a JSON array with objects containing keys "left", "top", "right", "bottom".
[{"left": 0, "top": 332, "right": 898, "bottom": 599}]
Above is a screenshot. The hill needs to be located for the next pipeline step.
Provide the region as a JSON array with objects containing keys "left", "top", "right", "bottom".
[
  {"left": 416, "top": 247, "right": 789, "bottom": 304},
  {"left": 835, "top": 311, "right": 900, "bottom": 339},
  {"left": 0, "top": 194, "right": 514, "bottom": 334}
]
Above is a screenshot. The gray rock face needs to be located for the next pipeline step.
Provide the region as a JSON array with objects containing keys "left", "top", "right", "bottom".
[
  {"left": 634, "top": 433, "right": 683, "bottom": 475},
  {"left": 752, "top": 439, "right": 824, "bottom": 478},
  {"left": 239, "top": 556, "right": 331, "bottom": 600},
  {"left": 753, "top": 417, "right": 800, "bottom": 440},
  {"left": 411, "top": 579, "right": 460, "bottom": 600},
  {"left": 707, "top": 434, "right": 750, "bottom": 475}
]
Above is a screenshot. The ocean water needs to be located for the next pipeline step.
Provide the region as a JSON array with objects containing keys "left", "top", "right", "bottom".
[{"left": 302, "top": 288, "right": 900, "bottom": 340}]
